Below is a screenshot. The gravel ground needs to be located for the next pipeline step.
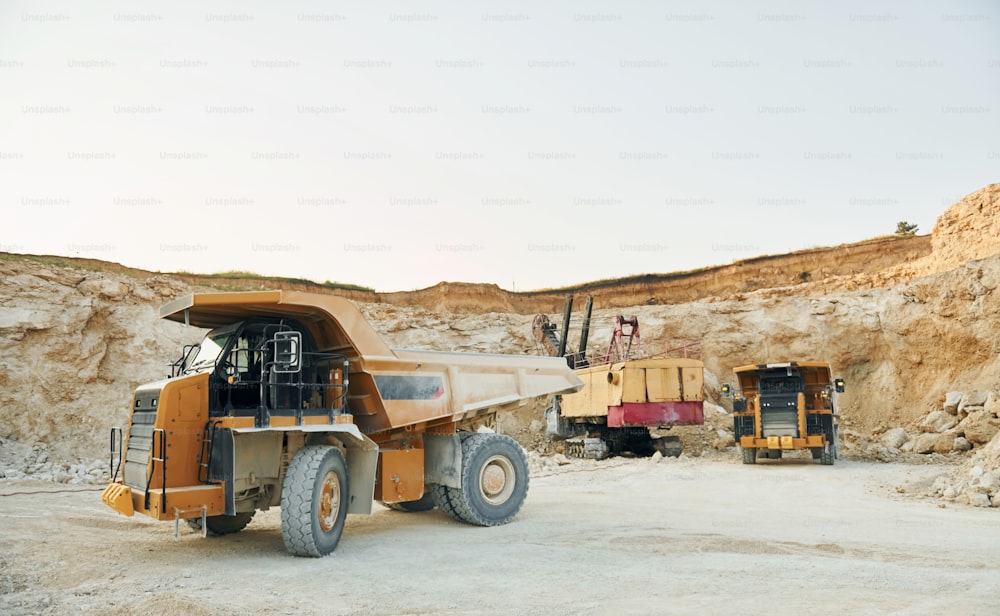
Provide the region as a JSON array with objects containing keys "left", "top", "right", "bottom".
[{"left": 1, "top": 454, "right": 997, "bottom": 615}]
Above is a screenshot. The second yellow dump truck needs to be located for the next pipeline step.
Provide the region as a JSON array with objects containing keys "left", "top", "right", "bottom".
[
  {"left": 724, "top": 362, "right": 844, "bottom": 465},
  {"left": 101, "top": 291, "right": 583, "bottom": 556}
]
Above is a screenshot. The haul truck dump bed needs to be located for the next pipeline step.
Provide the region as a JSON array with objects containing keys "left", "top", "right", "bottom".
[{"left": 101, "top": 291, "right": 583, "bottom": 556}]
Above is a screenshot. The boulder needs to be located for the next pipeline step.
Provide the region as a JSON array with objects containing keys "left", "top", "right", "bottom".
[
  {"left": 77, "top": 277, "right": 130, "bottom": 300},
  {"left": 953, "top": 436, "right": 973, "bottom": 452},
  {"left": 979, "top": 472, "right": 999, "bottom": 495},
  {"left": 933, "top": 432, "right": 957, "bottom": 454},
  {"left": 920, "top": 410, "right": 958, "bottom": 433},
  {"left": 943, "top": 391, "right": 964, "bottom": 415},
  {"left": 958, "top": 391, "right": 990, "bottom": 414},
  {"left": 968, "top": 492, "right": 992, "bottom": 508},
  {"left": 959, "top": 411, "right": 1000, "bottom": 445},
  {"left": 985, "top": 392, "right": 1000, "bottom": 416},
  {"left": 958, "top": 405, "right": 984, "bottom": 421},
  {"left": 912, "top": 433, "right": 939, "bottom": 454},
  {"left": 882, "top": 427, "right": 908, "bottom": 449}
]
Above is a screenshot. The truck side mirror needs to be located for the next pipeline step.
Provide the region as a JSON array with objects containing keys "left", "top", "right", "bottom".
[
  {"left": 273, "top": 331, "right": 302, "bottom": 374},
  {"left": 721, "top": 383, "right": 731, "bottom": 398},
  {"left": 834, "top": 378, "right": 845, "bottom": 393}
]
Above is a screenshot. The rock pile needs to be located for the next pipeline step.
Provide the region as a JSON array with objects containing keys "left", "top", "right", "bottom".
[
  {"left": 922, "top": 427, "right": 1000, "bottom": 507},
  {"left": 873, "top": 391, "right": 1000, "bottom": 457},
  {"left": 0, "top": 437, "right": 107, "bottom": 485}
]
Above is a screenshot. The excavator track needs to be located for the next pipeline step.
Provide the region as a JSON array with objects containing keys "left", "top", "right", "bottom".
[{"left": 565, "top": 437, "right": 610, "bottom": 460}]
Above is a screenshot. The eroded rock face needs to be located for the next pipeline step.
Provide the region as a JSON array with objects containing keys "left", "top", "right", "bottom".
[{"left": 0, "top": 264, "right": 205, "bottom": 465}]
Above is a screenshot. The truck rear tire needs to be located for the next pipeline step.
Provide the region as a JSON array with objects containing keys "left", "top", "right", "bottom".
[
  {"left": 281, "top": 445, "right": 349, "bottom": 557},
  {"left": 380, "top": 493, "right": 435, "bottom": 512},
  {"left": 186, "top": 511, "right": 255, "bottom": 536},
  {"left": 431, "top": 433, "right": 528, "bottom": 526},
  {"left": 820, "top": 443, "right": 835, "bottom": 466},
  {"left": 741, "top": 447, "right": 756, "bottom": 464}
]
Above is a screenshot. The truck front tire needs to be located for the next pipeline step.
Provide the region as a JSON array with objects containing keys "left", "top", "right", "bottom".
[
  {"left": 281, "top": 445, "right": 349, "bottom": 557},
  {"left": 432, "top": 433, "right": 529, "bottom": 526},
  {"left": 820, "top": 442, "right": 835, "bottom": 466}
]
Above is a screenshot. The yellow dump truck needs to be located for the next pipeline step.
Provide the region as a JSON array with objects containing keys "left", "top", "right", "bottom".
[
  {"left": 724, "top": 362, "right": 844, "bottom": 465},
  {"left": 101, "top": 291, "right": 582, "bottom": 556}
]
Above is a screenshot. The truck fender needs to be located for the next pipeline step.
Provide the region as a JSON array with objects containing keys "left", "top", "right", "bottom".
[
  {"left": 424, "top": 433, "right": 462, "bottom": 489},
  {"left": 232, "top": 424, "right": 378, "bottom": 516}
]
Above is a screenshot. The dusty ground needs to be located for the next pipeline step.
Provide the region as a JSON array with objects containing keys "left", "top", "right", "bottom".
[{"left": 2, "top": 454, "right": 996, "bottom": 615}]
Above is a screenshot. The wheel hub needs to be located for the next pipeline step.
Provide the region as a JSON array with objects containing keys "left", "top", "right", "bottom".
[
  {"left": 318, "top": 471, "right": 340, "bottom": 532},
  {"left": 479, "top": 455, "right": 515, "bottom": 505}
]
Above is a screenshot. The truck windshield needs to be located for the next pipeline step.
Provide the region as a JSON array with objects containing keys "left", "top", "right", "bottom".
[
  {"left": 184, "top": 331, "right": 233, "bottom": 373},
  {"left": 760, "top": 377, "right": 802, "bottom": 394}
]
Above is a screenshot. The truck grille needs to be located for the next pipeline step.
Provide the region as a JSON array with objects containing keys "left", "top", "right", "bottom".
[
  {"left": 123, "top": 390, "right": 160, "bottom": 490},
  {"left": 760, "top": 394, "right": 799, "bottom": 437}
]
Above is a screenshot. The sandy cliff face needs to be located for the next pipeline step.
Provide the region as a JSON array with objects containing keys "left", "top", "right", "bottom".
[
  {"left": 0, "top": 267, "right": 204, "bottom": 466},
  {"left": 1, "top": 184, "right": 998, "bottom": 475}
]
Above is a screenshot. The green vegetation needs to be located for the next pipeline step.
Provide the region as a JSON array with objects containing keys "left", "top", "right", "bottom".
[
  {"left": 895, "top": 221, "right": 919, "bottom": 236},
  {"left": 195, "top": 270, "right": 374, "bottom": 293},
  {"left": 0, "top": 253, "right": 104, "bottom": 272}
]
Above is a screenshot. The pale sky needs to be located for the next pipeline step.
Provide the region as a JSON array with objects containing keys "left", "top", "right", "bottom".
[{"left": 2, "top": 1, "right": 998, "bottom": 292}]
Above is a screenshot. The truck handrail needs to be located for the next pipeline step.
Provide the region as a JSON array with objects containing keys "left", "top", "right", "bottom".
[{"left": 144, "top": 428, "right": 167, "bottom": 513}]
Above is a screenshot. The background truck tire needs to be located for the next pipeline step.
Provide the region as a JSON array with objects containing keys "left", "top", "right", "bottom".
[
  {"left": 380, "top": 493, "right": 436, "bottom": 512},
  {"left": 820, "top": 443, "right": 835, "bottom": 466},
  {"left": 186, "top": 511, "right": 255, "bottom": 536},
  {"left": 741, "top": 447, "right": 757, "bottom": 464},
  {"left": 281, "top": 445, "right": 349, "bottom": 557},
  {"left": 431, "top": 433, "right": 529, "bottom": 526}
]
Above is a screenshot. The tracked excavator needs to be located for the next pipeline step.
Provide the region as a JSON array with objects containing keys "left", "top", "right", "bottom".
[{"left": 533, "top": 296, "right": 704, "bottom": 459}]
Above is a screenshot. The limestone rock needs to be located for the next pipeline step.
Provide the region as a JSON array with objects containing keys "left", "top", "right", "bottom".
[
  {"left": 912, "top": 433, "right": 939, "bottom": 454},
  {"left": 985, "top": 392, "right": 1000, "bottom": 416},
  {"left": 959, "top": 391, "right": 990, "bottom": 414},
  {"left": 979, "top": 472, "right": 999, "bottom": 495},
  {"left": 968, "top": 492, "right": 992, "bottom": 508},
  {"left": 959, "top": 405, "right": 984, "bottom": 421},
  {"left": 960, "top": 411, "right": 1000, "bottom": 445},
  {"left": 943, "top": 391, "right": 964, "bottom": 415},
  {"left": 882, "top": 427, "right": 908, "bottom": 449},
  {"left": 77, "top": 277, "right": 130, "bottom": 300},
  {"left": 920, "top": 410, "right": 958, "bottom": 433},
  {"left": 953, "top": 436, "right": 973, "bottom": 452},
  {"left": 934, "top": 432, "right": 957, "bottom": 454}
]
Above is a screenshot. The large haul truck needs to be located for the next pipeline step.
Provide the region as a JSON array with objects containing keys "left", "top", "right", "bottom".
[
  {"left": 101, "top": 291, "right": 583, "bottom": 556},
  {"left": 723, "top": 362, "right": 844, "bottom": 465}
]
